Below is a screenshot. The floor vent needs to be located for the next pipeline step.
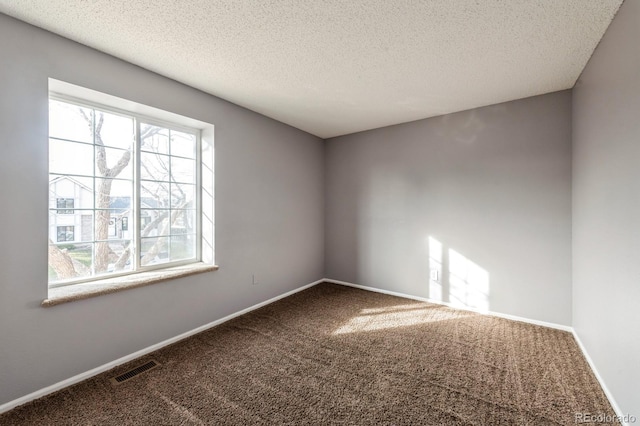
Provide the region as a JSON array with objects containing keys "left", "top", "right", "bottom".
[{"left": 110, "top": 360, "right": 160, "bottom": 385}]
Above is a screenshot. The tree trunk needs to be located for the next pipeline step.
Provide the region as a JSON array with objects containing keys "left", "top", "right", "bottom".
[
  {"left": 94, "top": 178, "right": 112, "bottom": 273},
  {"left": 48, "top": 239, "right": 77, "bottom": 280}
]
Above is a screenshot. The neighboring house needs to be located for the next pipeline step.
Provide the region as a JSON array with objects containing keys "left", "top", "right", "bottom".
[
  {"left": 48, "top": 176, "right": 93, "bottom": 244},
  {"left": 48, "top": 176, "right": 172, "bottom": 246},
  {"left": 48, "top": 176, "right": 134, "bottom": 244}
]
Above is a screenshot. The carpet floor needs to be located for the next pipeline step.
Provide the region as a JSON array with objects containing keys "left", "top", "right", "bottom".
[{"left": 0, "top": 283, "right": 616, "bottom": 425}]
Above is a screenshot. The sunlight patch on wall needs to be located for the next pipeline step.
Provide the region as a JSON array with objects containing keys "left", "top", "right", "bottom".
[
  {"left": 427, "top": 236, "right": 490, "bottom": 311},
  {"left": 448, "top": 249, "right": 490, "bottom": 311}
]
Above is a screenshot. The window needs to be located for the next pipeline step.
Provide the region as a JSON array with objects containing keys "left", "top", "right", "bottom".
[
  {"left": 48, "top": 97, "right": 204, "bottom": 287},
  {"left": 56, "top": 226, "right": 75, "bottom": 242},
  {"left": 56, "top": 198, "right": 74, "bottom": 214}
]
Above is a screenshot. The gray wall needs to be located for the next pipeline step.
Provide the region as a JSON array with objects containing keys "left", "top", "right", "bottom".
[
  {"left": 325, "top": 91, "right": 573, "bottom": 325},
  {"left": 0, "top": 14, "right": 324, "bottom": 406},
  {"left": 572, "top": 0, "right": 640, "bottom": 415}
]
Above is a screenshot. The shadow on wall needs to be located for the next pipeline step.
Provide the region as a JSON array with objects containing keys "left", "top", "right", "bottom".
[
  {"left": 428, "top": 236, "right": 490, "bottom": 311},
  {"left": 434, "top": 102, "right": 507, "bottom": 145}
]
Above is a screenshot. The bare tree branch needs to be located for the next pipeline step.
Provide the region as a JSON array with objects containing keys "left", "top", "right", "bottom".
[
  {"left": 140, "top": 209, "right": 184, "bottom": 266},
  {"left": 107, "top": 150, "right": 131, "bottom": 178},
  {"left": 113, "top": 245, "right": 131, "bottom": 271},
  {"left": 140, "top": 124, "right": 161, "bottom": 140},
  {"left": 113, "top": 209, "right": 172, "bottom": 270}
]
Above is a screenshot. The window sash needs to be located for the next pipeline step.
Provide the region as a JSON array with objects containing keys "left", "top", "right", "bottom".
[{"left": 48, "top": 96, "right": 202, "bottom": 288}]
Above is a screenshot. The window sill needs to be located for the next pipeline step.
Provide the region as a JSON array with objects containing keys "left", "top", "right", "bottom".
[{"left": 42, "top": 263, "right": 219, "bottom": 307}]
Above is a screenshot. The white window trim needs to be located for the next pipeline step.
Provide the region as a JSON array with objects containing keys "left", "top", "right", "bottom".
[{"left": 46, "top": 79, "right": 216, "bottom": 302}]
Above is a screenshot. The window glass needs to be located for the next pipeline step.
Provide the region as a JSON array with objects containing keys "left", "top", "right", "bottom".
[{"left": 48, "top": 99, "right": 200, "bottom": 286}]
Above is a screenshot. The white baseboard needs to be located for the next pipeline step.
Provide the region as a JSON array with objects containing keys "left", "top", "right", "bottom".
[
  {"left": 0, "top": 279, "right": 324, "bottom": 415},
  {"left": 572, "top": 330, "right": 627, "bottom": 425},
  {"left": 324, "top": 278, "right": 572, "bottom": 332}
]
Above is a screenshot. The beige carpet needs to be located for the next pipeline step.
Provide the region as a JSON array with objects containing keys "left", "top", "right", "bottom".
[{"left": 0, "top": 283, "right": 616, "bottom": 425}]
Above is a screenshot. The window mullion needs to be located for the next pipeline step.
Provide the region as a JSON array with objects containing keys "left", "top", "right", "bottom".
[
  {"left": 196, "top": 132, "right": 202, "bottom": 262},
  {"left": 168, "top": 129, "right": 172, "bottom": 262},
  {"left": 91, "top": 108, "right": 97, "bottom": 277},
  {"left": 134, "top": 119, "right": 141, "bottom": 272}
]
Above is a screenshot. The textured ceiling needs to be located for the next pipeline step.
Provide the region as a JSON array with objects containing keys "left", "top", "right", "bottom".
[{"left": 0, "top": 1, "right": 622, "bottom": 138}]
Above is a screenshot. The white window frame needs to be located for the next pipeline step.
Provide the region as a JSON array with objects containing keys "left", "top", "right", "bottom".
[
  {"left": 47, "top": 81, "right": 215, "bottom": 291},
  {"left": 56, "top": 225, "right": 75, "bottom": 243},
  {"left": 56, "top": 197, "right": 75, "bottom": 214}
]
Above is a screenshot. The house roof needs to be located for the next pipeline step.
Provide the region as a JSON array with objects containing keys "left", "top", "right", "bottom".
[{"left": 49, "top": 175, "right": 92, "bottom": 192}]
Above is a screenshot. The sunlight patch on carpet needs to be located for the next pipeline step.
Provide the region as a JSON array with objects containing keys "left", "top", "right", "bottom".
[{"left": 333, "top": 304, "right": 474, "bottom": 334}]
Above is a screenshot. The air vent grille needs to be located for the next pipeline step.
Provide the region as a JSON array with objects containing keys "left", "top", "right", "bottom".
[{"left": 110, "top": 360, "right": 160, "bottom": 385}]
